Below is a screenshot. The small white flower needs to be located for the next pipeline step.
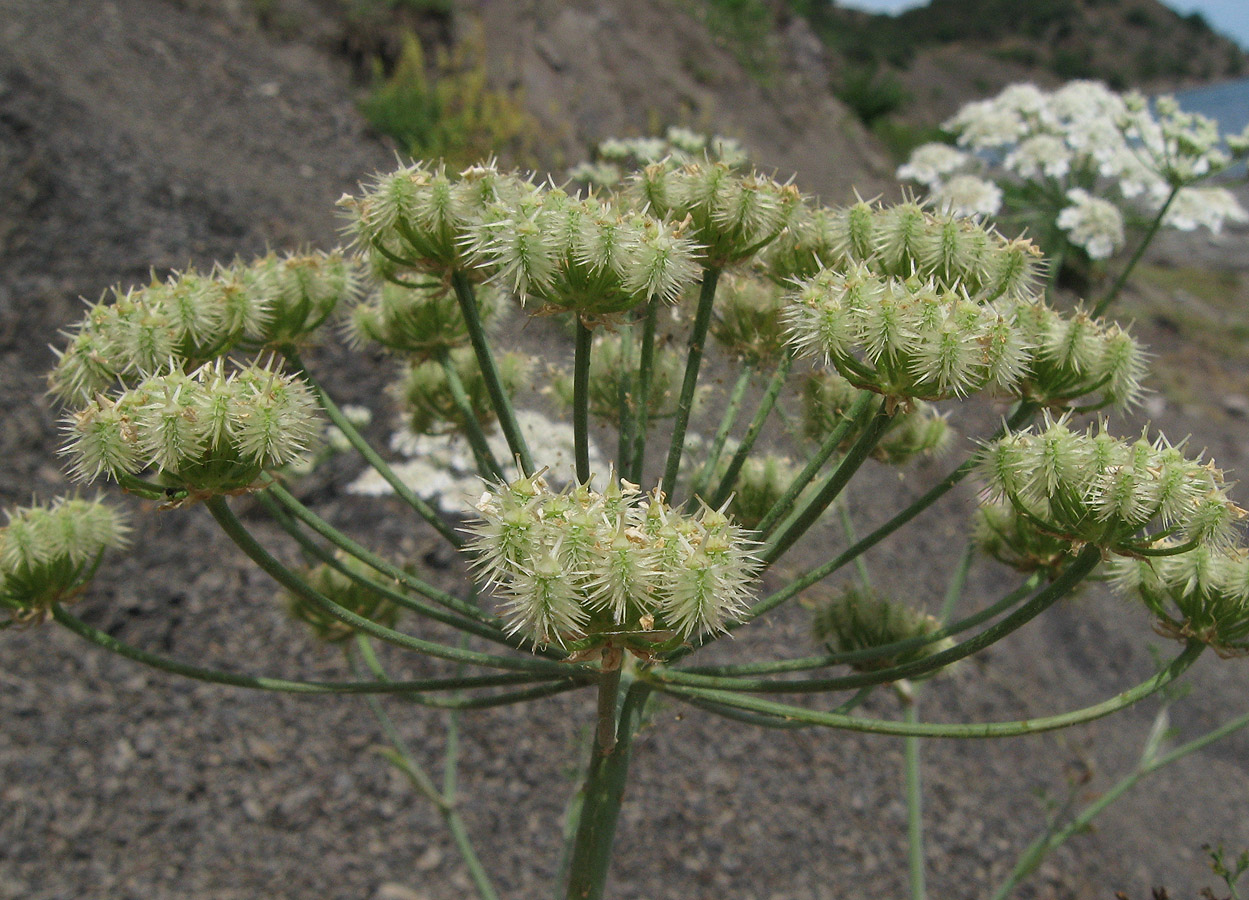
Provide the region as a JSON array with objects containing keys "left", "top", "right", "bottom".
[
  {"left": 1004, "top": 134, "right": 1071, "bottom": 180},
  {"left": 929, "top": 175, "right": 1002, "bottom": 219},
  {"left": 1162, "top": 187, "right": 1249, "bottom": 235},
  {"left": 897, "top": 143, "right": 973, "bottom": 188},
  {"left": 1056, "top": 188, "right": 1124, "bottom": 260}
]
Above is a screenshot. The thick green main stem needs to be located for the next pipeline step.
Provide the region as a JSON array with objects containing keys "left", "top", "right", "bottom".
[
  {"left": 661, "top": 267, "right": 721, "bottom": 501},
  {"left": 566, "top": 677, "right": 651, "bottom": 900},
  {"left": 450, "top": 271, "right": 535, "bottom": 475}
]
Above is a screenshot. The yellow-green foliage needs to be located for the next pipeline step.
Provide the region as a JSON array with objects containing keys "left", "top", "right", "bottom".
[{"left": 359, "top": 27, "right": 539, "bottom": 169}]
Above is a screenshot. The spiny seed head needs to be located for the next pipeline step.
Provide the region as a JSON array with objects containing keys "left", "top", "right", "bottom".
[
  {"left": 464, "top": 474, "right": 758, "bottom": 649},
  {"left": 1, "top": 497, "right": 128, "bottom": 624},
  {"left": 978, "top": 416, "right": 1244, "bottom": 555},
  {"left": 811, "top": 587, "right": 953, "bottom": 675},
  {"left": 630, "top": 162, "right": 797, "bottom": 266},
  {"left": 60, "top": 361, "right": 320, "bottom": 494},
  {"left": 348, "top": 279, "right": 504, "bottom": 358},
  {"left": 1109, "top": 545, "right": 1249, "bottom": 657}
]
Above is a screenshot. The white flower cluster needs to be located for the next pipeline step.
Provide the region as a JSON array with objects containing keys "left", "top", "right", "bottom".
[
  {"left": 1054, "top": 188, "right": 1125, "bottom": 260},
  {"left": 567, "top": 126, "right": 748, "bottom": 189},
  {"left": 347, "top": 409, "right": 608, "bottom": 514},
  {"left": 898, "top": 81, "right": 1249, "bottom": 259},
  {"left": 466, "top": 473, "right": 757, "bottom": 648}
]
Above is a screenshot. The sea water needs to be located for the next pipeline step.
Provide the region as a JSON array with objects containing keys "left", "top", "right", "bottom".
[{"left": 1174, "top": 75, "right": 1249, "bottom": 136}]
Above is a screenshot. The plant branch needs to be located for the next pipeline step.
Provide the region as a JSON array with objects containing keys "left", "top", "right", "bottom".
[
  {"left": 281, "top": 348, "right": 463, "bottom": 548},
  {"left": 661, "top": 267, "right": 721, "bottom": 502},
  {"left": 450, "top": 270, "right": 535, "bottom": 475}
]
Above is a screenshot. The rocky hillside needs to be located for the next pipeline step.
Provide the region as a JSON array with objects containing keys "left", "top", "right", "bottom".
[{"left": 800, "top": 0, "right": 1247, "bottom": 89}]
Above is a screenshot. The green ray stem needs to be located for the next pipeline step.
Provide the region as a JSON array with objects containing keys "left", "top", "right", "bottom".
[
  {"left": 205, "top": 495, "right": 586, "bottom": 677},
  {"left": 708, "top": 352, "right": 794, "bottom": 509},
  {"left": 574, "top": 317, "right": 594, "bottom": 484},
  {"left": 689, "top": 361, "right": 754, "bottom": 500},
  {"left": 661, "top": 267, "right": 721, "bottom": 502},
  {"left": 256, "top": 490, "right": 546, "bottom": 654},
  {"left": 653, "top": 642, "right": 1204, "bottom": 738},
  {"left": 1092, "top": 184, "right": 1180, "bottom": 319},
  {"left": 629, "top": 297, "right": 660, "bottom": 484},
  {"left": 753, "top": 389, "right": 877, "bottom": 536},
  {"left": 660, "top": 545, "right": 1101, "bottom": 689},
  {"left": 990, "top": 704, "right": 1249, "bottom": 900},
  {"left": 450, "top": 271, "right": 535, "bottom": 475},
  {"left": 685, "top": 400, "right": 1041, "bottom": 656},
  {"left": 437, "top": 346, "right": 505, "bottom": 482},
  {"left": 759, "top": 396, "right": 890, "bottom": 565},
  {"left": 262, "top": 481, "right": 500, "bottom": 630},
  {"left": 280, "top": 348, "right": 463, "bottom": 549},
  {"left": 51, "top": 604, "right": 556, "bottom": 696}
]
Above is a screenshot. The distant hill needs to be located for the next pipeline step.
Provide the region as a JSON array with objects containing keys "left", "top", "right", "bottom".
[{"left": 791, "top": 0, "right": 1247, "bottom": 89}]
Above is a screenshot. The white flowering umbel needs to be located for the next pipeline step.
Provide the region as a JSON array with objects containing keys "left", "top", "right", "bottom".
[
  {"left": 568, "top": 126, "right": 749, "bottom": 190},
  {"left": 466, "top": 473, "right": 757, "bottom": 651},
  {"left": 1, "top": 497, "right": 128, "bottom": 625},
  {"left": 898, "top": 80, "right": 1249, "bottom": 265}
]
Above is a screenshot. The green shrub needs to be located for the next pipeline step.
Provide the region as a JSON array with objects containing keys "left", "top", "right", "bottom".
[{"left": 359, "top": 28, "right": 539, "bottom": 168}]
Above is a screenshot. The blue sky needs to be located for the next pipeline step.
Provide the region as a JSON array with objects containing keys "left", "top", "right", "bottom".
[{"left": 835, "top": 0, "right": 1249, "bottom": 50}]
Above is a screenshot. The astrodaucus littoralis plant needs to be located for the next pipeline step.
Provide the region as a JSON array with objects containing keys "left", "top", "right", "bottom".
[{"left": 6, "top": 96, "right": 1249, "bottom": 899}]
